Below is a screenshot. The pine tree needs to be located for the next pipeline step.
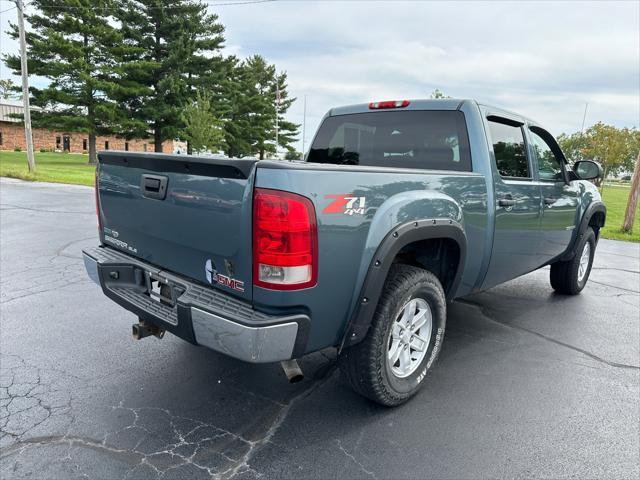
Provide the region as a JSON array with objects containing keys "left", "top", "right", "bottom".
[
  {"left": 221, "top": 56, "right": 255, "bottom": 158},
  {"left": 223, "top": 55, "right": 299, "bottom": 159},
  {"left": 115, "top": 0, "right": 226, "bottom": 152},
  {"left": 273, "top": 71, "right": 298, "bottom": 156},
  {"left": 181, "top": 89, "right": 224, "bottom": 154},
  {"left": 4, "top": 0, "right": 132, "bottom": 164}
]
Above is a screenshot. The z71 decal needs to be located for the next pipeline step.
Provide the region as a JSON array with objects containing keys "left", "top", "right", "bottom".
[{"left": 323, "top": 194, "right": 366, "bottom": 216}]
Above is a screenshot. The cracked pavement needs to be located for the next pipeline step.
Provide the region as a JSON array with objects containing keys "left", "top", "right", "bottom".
[{"left": 1, "top": 178, "right": 639, "bottom": 479}]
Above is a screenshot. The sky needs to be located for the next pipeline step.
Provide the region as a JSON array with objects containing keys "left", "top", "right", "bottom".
[{"left": 1, "top": 0, "right": 638, "bottom": 153}]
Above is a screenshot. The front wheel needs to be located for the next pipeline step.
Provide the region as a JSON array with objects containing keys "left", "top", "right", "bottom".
[
  {"left": 338, "top": 264, "right": 447, "bottom": 407},
  {"left": 550, "top": 227, "right": 596, "bottom": 295}
]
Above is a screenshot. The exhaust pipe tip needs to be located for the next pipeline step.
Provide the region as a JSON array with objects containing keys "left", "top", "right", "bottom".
[{"left": 280, "top": 359, "right": 304, "bottom": 383}]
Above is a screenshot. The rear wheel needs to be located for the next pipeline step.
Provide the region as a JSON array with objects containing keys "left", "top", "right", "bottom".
[
  {"left": 338, "top": 264, "right": 446, "bottom": 406},
  {"left": 550, "top": 227, "right": 596, "bottom": 295}
]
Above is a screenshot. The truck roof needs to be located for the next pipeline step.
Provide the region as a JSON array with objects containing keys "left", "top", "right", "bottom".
[
  {"left": 328, "top": 98, "right": 469, "bottom": 117},
  {"left": 328, "top": 98, "right": 540, "bottom": 126}
]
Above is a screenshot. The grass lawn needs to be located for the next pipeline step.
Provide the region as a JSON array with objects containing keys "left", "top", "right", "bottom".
[
  {"left": 1, "top": 150, "right": 638, "bottom": 242},
  {"left": 600, "top": 185, "right": 639, "bottom": 242},
  {"left": 0, "top": 150, "right": 95, "bottom": 186}
]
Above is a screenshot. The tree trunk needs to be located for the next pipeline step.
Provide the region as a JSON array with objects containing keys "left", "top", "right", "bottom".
[
  {"left": 259, "top": 148, "right": 264, "bottom": 160},
  {"left": 88, "top": 133, "right": 97, "bottom": 165},
  {"left": 154, "top": 125, "right": 163, "bottom": 153},
  {"left": 622, "top": 152, "right": 640, "bottom": 233}
]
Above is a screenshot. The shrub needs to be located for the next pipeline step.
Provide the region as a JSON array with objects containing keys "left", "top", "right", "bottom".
[
  {"left": 13, "top": 147, "right": 21, "bottom": 152},
  {"left": 40, "top": 148, "right": 47, "bottom": 153}
]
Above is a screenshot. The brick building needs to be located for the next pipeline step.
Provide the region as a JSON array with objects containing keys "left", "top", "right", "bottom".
[{"left": 0, "top": 102, "right": 182, "bottom": 154}]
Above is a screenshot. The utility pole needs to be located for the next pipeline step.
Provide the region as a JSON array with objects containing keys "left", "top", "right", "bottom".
[
  {"left": 15, "top": 0, "right": 35, "bottom": 173},
  {"left": 580, "top": 102, "right": 589, "bottom": 133},
  {"left": 275, "top": 75, "right": 279, "bottom": 160},
  {"left": 301, "top": 94, "right": 307, "bottom": 160}
]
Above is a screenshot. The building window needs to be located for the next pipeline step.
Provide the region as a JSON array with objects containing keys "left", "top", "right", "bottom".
[
  {"left": 143, "top": 143, "right": 147, "bottom": 152},
  {"left": 0, "top": 131, "right": 3, "bottom": 146},
  {"left": 104, "top": 141, "right": 109, "bottom": 150},
  {"left": 125, "top": 142, "right": 129, "bottom": 152},
  {"left": 83, "top": 139, "right": 87, "bottom": 151},
  {"left": 56, "top": 136, "right": 61, "bottom": 149}
]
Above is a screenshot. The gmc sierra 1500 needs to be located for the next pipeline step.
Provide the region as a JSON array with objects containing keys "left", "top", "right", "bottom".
[{"left": 83, "top": 99, "right": 605, "bottom": 405}]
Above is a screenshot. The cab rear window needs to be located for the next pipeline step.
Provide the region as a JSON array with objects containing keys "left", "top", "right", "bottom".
[{"left": 307, "top": 110, "right": 471, "bottom": 171}]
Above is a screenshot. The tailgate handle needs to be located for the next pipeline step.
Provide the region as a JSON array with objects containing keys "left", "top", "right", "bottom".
[{"left": 141, "top": 174, "right": 168, "bottom": 200}]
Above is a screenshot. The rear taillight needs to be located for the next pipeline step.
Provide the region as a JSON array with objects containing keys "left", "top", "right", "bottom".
[
  {"left": 95, "top": 169, "right": 102, "bottom": 232},
  {"left": 369, "top": 100, "right": 410, "bottom": 109},
  {"left": 253, "top": 188, "right": 318, "bottom": 290}
]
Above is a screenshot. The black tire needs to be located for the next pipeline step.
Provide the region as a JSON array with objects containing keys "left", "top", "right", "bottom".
[
  {"left": 550, "top": 227, "right": 596, "bottom": 295},
  {"left": 338, "top": 264, "right": 447, "bottom": 407}
]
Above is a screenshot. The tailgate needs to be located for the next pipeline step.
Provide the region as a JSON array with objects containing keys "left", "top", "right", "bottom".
[{"left": 96, "top": 151, "right": 257, "bottom": 301}]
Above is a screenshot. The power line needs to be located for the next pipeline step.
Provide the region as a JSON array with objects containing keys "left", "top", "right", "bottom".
[
  {"left": 3, "top": 0, "right": 277, "bottom": 10},
  {"left": 207, "top": 0, "right": 276, "bottom": 5}
]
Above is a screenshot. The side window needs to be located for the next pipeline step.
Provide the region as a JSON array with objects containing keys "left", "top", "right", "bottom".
[
  {"left": 488, "top": 120, "right": 529, "bottom": 178},
  {"left": 529, "top": 130, "right": 563, "bottom": 181}
]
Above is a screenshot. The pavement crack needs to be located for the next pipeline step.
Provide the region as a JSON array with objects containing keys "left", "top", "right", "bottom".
[
  {"left": 0, "top": 435, "right": 143, "bottom": 462},
  {"left": 0, "top": 203, "right": 93, "bottom": 215},
  {"left": 588, "top": 279, "right": 640, "bottom": 294},
  {"left": 0, "top": 278, "right": 89, "bottom": 304},
  {"left": 219, "top": 361, "right": 338, "bottom": 480},
  {"left": 54, "top": 235, "right": 95, "bottom": 259},
  {"left": 336, "top": 439, "right": 378, "bottom": 479},
  {"left": 460, "top": 299, "right": 640, "bottom": 371},
  {"left": 591, "top": 267, "right": 640, "bottom": 274}
]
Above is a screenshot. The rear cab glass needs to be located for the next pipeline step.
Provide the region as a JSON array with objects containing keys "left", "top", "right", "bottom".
[{"left": 307, "top": 110, "right": 472, "bottom": 171}]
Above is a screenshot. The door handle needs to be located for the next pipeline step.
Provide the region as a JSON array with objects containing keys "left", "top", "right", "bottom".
[
  {"left": 141, "top": 174, "right": 168, "bottom": 200},
  {"left": 544, "top": 197, "right": 557, "bottom": 205},
  {"left": 498, "top": 196, "right": 516, "bottom": 207}
]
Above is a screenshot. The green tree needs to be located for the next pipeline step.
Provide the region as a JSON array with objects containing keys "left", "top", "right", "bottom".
[
  {"left": 558, "top": 123, "right": 637, "bottom": 181},
  {"left": 223, "top": 55, "right": 298, "bottom": 159},
  {"left": 557, "top": 131, "right": 588, "bottom": 163},
  {"left": 4, "top": 0, "right": 133, "bottom": 163},
  {"left": 285, "top": 150, "right": 302, "bottom": 160},
  {"left": 273, "top": 70, "right": 299, "bottom": 157},
  {"left": 0, "top": 79, "right": 18, "bottom": 100},
  {"left": 221, "top": 57, "right": 256, "bottom": 158},
  {"left": 116, "top": 0, "right": 226, "bottom": 152},
  {"left": 430, "top": 89, "right": 451, "bottom": 99},
  {"left": 181, "top": 89, "right": 224, "bottom": 153}
]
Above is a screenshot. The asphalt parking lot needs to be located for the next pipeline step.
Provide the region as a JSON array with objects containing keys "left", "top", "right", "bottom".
[{"left": 1, "top": 177, "right": 638, "bottom": 480}]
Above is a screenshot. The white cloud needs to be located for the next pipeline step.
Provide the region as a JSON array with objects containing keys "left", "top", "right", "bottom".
[{"left": 1, "top": 0, "right": 638, "bottom": 151}]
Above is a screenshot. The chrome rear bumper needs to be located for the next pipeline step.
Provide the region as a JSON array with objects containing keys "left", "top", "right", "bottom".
[{"left": 83, "top": 246, "right": 309, "bottom": 363}]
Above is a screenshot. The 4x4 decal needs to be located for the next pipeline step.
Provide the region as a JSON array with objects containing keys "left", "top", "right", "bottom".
[{"left": 323, "top": 194, "right": 366, "bottom": 216}]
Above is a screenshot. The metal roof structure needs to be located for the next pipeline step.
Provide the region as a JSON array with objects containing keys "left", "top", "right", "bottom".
[{"left": 0, "top": 101, "right": 41, "bottom": 123}]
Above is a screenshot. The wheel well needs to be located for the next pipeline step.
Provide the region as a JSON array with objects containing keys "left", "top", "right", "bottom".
[
  {"left": 393, "top": 238, "right": 461, "bottom": 294},
  {"left": 589, "top": 211, "right": 606, "bottom": 240}
]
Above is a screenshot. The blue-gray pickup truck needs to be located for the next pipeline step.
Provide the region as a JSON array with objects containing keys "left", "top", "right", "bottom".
[{"left": 83, "top": 98, "right": 605, "bottom": 406}]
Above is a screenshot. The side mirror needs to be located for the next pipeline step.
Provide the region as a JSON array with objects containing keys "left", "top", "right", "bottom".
[{"left": 573, "top": 160, "right": 603, "bottom": 180}]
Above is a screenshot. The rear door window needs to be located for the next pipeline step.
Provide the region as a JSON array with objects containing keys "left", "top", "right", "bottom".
[
  {"left": 307, "top": 111, "right": 472, "bottom": 171},
  {"left": 487, "top": 120, "right": 530, "bottom": 179}
]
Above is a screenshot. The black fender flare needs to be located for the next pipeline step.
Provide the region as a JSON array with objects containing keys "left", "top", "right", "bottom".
[
  {"left": 339, "top": 218, "right": 467, "bottom": 350},
  {"left": 560, "top": 201, "right": 606, "bottom": 261}
]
